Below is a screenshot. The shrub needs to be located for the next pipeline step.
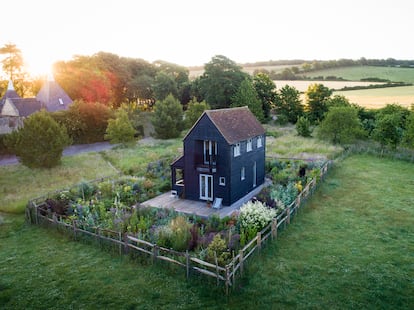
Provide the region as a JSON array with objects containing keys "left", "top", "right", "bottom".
[
  {"left": 296, "top": 116, "right": 312, "bottom": 137},
  {"left": 105, "top": 109, "right": 136, "bottom": 145},
  {"left": 271, "top": 182, "right": 298, "bottom": 206},
  {"left": 5, "top": 110, "right": 71, "bottom": 168},
  {"left": 184, "top": 98, "right": 210, "bottom": 128},
  {"left": 238, "top": 201, "right": 277, "bottom": 235},
  {"left": 206, "top": 234, "right": 230, "bottom": 266}
]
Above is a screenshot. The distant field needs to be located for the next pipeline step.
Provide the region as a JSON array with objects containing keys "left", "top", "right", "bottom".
[
  {"left": 188, "top": 64, "right": 291, "bottom": 78},
  {"left": 334, "top": 86, "right": 414, "bottom": 109},
  {"left": 305, "top": 66, "right": 414, "bottom": 83},
  {"left": 274, "top": 80, "right": 382, "bottom": 92}
]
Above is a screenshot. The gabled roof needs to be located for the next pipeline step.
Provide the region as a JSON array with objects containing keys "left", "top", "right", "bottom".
[
  {"left": 36, "top": 78, "right": 73, "bottom": 112},
  {"left": 186, "top": 107, "right": 265, "bottom": 145},
  {"left": 9, "top": 98, "right": 43, "bottom": 117},
  {"left": 0, "top": 80, "right": 21, "bottom": 108}
]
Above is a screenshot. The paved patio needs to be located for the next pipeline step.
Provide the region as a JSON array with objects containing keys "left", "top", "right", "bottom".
[{"left": 141, "top": 184, "right": 265, "bottom": 218}]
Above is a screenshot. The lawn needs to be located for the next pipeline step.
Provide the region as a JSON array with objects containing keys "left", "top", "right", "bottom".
[{"left": 1, "top": 155, "right": 413, "bottom": 309}]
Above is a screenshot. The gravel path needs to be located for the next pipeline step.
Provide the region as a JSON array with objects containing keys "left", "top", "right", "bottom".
[{"left": 0, "top": 141, "right": 116, "bottom": 166}]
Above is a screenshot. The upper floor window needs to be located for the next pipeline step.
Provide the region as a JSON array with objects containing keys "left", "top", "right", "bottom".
[
  {"left": 241, "top": 167, "right": 245, "bottom": 180},
  {"left": 247, "top": 139, "right": 252, "bottom": 152},
  {"left": 204, "top": 140, "right": 217, "bottom": 164},
  {"left": 257, "top": 136, "right": 263, "bottom": 148},
  {"left": 234, "top": 143, "right": 241, "bottom": 157}
]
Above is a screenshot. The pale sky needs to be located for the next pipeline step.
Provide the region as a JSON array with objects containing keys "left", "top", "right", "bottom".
[{"left": 1, "top": 0, "right": 413, "bottom": 76}]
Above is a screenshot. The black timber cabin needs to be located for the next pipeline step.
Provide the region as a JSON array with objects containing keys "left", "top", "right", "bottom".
[{"left": 171, "top": 107, "right": 266, "bottom": 207}]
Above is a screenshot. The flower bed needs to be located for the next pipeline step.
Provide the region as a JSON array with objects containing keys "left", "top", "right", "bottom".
[{"left": 29, "top": 158, "right": 326, "bottom": 267}]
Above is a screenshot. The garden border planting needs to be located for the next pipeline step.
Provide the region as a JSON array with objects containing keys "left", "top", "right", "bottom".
[{"left": 26, "top": 161, "right": 331, "bottom": 294}]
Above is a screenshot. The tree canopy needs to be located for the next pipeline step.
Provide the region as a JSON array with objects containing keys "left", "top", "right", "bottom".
[
  {"left": 305, "top": 83, "right": 333, "bottom": 123},
  {"left": 198, "top": 55, "right": 248, "bottom": 109},
  {"left": 231, "top": 78, "right": 264, "bottom": 122},
  {"left": 152, "top": 94, "right": 184, "bottom": 139}
]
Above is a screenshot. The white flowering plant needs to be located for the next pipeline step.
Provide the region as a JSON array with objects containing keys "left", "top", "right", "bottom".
[{"left": 238, "top": 200, "right": 277, "bottom": 234}]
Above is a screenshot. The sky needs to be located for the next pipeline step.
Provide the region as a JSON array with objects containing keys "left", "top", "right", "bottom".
[{"left": 1, "top": 0, "right": 414, "bottom": 76}]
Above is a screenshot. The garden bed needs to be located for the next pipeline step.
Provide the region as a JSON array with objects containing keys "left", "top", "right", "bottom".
[{"left": 26, "top": 158, "right": 331, "bottom": 293}]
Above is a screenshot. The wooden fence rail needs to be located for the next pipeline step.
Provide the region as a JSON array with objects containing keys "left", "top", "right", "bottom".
[{"left": 26, "top": 161, "right": 332, "bottom": 294}]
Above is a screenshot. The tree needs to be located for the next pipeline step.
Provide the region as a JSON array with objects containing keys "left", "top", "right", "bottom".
[
  {"left": 305, "top": 83, "right": 332, "bottom": 123},
  {"left": 5, "top": 110, "right": 71, "bottom": 168},
  {"left": 296, "top": 116, "right": 312, "bottom": 137},
  {"left": 153, "top": 71, "right": 179, "bottom": 101},
  {"left": 274, "top": 85, "right": 304, "bottom": 123},
  {"left": 372, "top": 113, "right": 403, "bottom": 149},
  {"left": 198, "top": 55, "right": 248, "bottom": 109},
  {"left": 152, "top": 94, "right": 184, "bottom": 139},
  {"left": 231, "top": 78, "right": 264, "bottom": 122},
  {"left": 0, "top": 43, "right": 24, "bottom": 80},
  {"left": 317, "top": 107, "right": 363, "bottom": 144},
  {"left": 185, "top": 98, "right": 210, "bottom": 128},
  {"left": 402, "top": 112, "right": 414, "bottom": 148},
  {"left": 326, "top": 95, "right": 351, "bottom": 108},
  {"left": 105, "top": 109, "right": 136, "bottom": 145},
  {"left": 52, "top": 100, "right": 112, "bottom": 144},
  {"left": 253, "top": 73, "right": 276, "bottom": 121}
]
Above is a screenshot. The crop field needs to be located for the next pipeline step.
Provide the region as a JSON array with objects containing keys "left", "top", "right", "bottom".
[
  {"left": 274, "top": 80, "right": 382, "bottom": 92},
  {"left": 304, "top": 66, "right": 414, "bottom": 83},
  {"left": 334, "top": 85, "right": 414, "bottom": 109}
]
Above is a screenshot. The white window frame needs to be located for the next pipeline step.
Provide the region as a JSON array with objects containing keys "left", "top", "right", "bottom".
[
  {"left": 247, "top": 139, "right": 252, "bottom": 152},
  {"left": 219, "top": 177, "right": 226, "bottom": 186},
  {"left": 241, "top": 167, "right": 245, "bottom": 181},
  {"left": 257, "top": 136, "right": 263, "bottom": 148},
  {"left": 204, "top": 140, "right": 217, "bottom": 164},
  {"left": 234, "top": 143, "right": 241, "bottom": 157}
]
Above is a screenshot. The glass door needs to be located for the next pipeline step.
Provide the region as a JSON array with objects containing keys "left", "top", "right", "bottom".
[{"left": 199, "top": 174, "right": 213, "bottom": 200}]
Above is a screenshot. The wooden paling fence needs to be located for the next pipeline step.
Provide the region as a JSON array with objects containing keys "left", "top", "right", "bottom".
[{"left": 26, "top": 161, "right": 331, "bottom": 294}]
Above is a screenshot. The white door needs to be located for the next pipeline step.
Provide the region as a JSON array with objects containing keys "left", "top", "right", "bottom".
[{"left": 200, "top": 174, "right": 213, "bottom": 200}]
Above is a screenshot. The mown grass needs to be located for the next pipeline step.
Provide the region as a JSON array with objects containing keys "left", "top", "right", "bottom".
[
  {"left": 0, "top": 153, "right": 117, "bottom": 213},
  {"left": 1, "top": 155, "right": 412, "bottom": 309}
]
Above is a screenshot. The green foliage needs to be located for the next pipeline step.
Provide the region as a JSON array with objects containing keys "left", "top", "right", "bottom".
[
  {"left": 253, "top": 72, "right": 276, "bottom": 121},
  {"left": 326, "top": 95, "right": 351, "bottom": 108},
  {"left": 402, "top": 112, "right": 414, "bottom": 148},
  {"left": 274, "top": 85, "right": 304, "bottom": 123},
  {"left": 105, "top": 109, "right": 136, "bottom": 145},
  {"left": 52, "top": 100, "right": 112, "bottom": 144},
  {"left": 5, "top": 110, "right": 71, "bottom": 168},
  {"left": 305, "top": 83, "right": 333, "bottom": 123},
  {"left": 372, "top": 113, "right": 403, "bottom": 149},
  {"left": 153, "top": 71, "right": 179, "bottom": 101},
  {"left": 206, "top": 234, "right": 230, "bottom": 266},
  {"left": 184, "top": 98, "right": 210, "bottom": 128},
  {"left": 270, "top": 182, "right": 298, "bottom": 207},
  {"left": 231, "top": 78, "right": 265, "bottom": 122},
  {"left": 318, "top": 106, "right": 364, "bottom": 144},
  {"left": 296, "top": 116, "right": 312, "bottom": 137},
  {"left": 152, "top": 94, "right": 184, "bottom": 139},
  {"left": 198, "top": 55, "right": 248, "bottom": 109}
]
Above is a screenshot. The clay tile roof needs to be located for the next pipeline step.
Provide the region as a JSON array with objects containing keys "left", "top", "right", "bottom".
[
  {"left": 11, "top": 98, "right": 43, "bottom": 117},
  {"left": 205, "top": 107, "right": 265, "bottom": 144}
]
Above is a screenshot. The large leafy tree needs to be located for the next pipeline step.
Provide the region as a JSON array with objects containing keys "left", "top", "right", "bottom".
[
  {"left": 402, "top": 112, "right": 414, "bottom": 148},
  {"left": 274, "top": 85, "right": 304, "bottom": 123},
  {"left": 152, "top": 94, "right": 184, "bottom": 139},
  {"left": 198, "top": 55, "right": 248, "bottom": 109},
  {"left": 253, "top": 73, "right": 276, "bottom": 121},
  {"left": 231, "top": 78, "right": 265, "bottom": 122},
  {"left": 318, "top": 106, "right": 363, "bottom": 144},
  {"left": 305, "top": 83, "right": 332, "bottom": 123},
  {"left": 153, "top": 71, "right": 179, "bottom": 101},
  {"left": 5, "top": 110, "right": 71, "bottom": 168},
  {"left": 0, "top": 43, "right": 23, "bottom": 80}
]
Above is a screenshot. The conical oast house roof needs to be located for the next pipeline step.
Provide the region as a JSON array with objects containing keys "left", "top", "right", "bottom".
[
  {"left": 0, "top": 80, "right": 21, "bottom": 106},
  {"left": 36, "top": 76, "right": 73, "bottom": 112}
]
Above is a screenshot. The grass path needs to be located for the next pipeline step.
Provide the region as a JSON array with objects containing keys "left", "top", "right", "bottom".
[{"left": 1, "top": 155, "right": 413, "bottom": 308}]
